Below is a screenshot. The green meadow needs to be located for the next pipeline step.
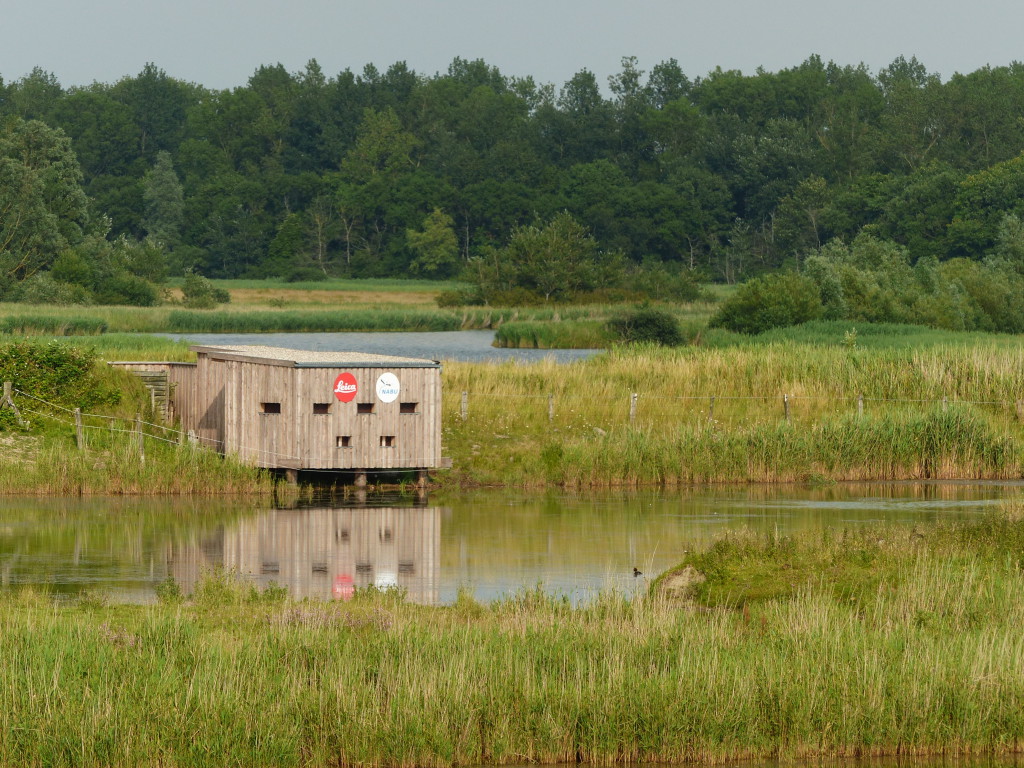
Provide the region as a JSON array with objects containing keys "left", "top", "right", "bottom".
[{"left": 2, "top": 511, "right": 1024, "bottom": 766}]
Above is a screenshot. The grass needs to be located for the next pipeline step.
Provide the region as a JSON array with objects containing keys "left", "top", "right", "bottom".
[
  {"left": 441, "top": 342, "right": 1024, "bottom": 485},
  {"left": 3, "top": 512, "right": 1024, "bottom": 766},
  {"left": 0, "top": 434, "right": 276, "bottom": 496},
  {"left": 10, "top": 322, "right": 1024, "bottom": 490}
]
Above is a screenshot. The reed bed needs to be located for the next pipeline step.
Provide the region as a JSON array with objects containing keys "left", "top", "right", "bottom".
[
  {"left": 3, "top": 513, "right": 1024, "bottom": 766},
  {"left": 493, "top": 319, "right": 613, "bottom": 348},
  {"left": 0, "top": 300, "right": 644, "bottom": 336},
  {"left": 0, "top": 434, "right": 276, "bottom": 496},
  {"left": 442, "top": 343, "right": 1024, "bottom": 485}
]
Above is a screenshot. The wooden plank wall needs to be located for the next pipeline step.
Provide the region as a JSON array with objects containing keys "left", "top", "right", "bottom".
[
  {"left": 220, "top": 362, "right": 442, "bottom": 470},
  {"left": 108, "top": 362, "right": 197, "bottom": 425},
  {"left": 194, "top": 354, "right": 227, "bottom": 451},
  {"left": 167, "top": 506, "right": 442, "bottom": 604}
]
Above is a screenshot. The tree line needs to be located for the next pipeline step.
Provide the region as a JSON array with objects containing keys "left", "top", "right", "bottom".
[{"left": 5, "top": 54, "right": 1024, "bottom": 303}]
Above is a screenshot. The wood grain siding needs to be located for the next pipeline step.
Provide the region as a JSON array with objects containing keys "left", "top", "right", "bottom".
[
  {"left": 107, "top": 362, "right": 198, "bottom": 425},
  {"left": 168, "top": 346, "right": 443, "bottom": 471},
  {"left": 167, "top": 506, "right": 441, "bottom": 604}
]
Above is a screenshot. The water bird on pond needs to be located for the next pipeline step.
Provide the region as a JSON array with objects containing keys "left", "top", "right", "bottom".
[{"left": 633, "top": 567, "right": 643, "bottom": 577}]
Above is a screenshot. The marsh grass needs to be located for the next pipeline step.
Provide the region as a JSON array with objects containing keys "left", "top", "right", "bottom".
[
  {"left": 5, "top": 514, "right": 1024, "bottom": 766},
  {"left": 0, "top": 430, "right": 275, "bottom": 496},
  {"left": 442, "top": 343, "right": 1024, "bottom": 485},
  {"left": 493, "top": 319, "right": 613, "bottom": 348}
]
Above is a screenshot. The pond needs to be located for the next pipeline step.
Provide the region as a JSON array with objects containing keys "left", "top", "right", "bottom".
[
  {"left": 157, "top": 330, "right": 603, "bottom": 363},
  {"left": 0, "top": 482, "right": 1016, "bottom": 604}
]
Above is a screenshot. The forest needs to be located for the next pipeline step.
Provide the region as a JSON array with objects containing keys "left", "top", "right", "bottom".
[{"left": 5, "top": 54, "right": 1024, "bottom": 311}]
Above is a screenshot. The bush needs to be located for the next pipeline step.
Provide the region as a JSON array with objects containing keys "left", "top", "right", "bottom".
[
  {"left": 8, "top": 274, "right": 93, "bottom": 306},
  {"left": 284, "top": 266, "right": 327, "bottom": 283},
  {"left": 93, "top": 272, "right": 160, "bottom": 306},
  {"left": 435, "top": 288, "right": 484, "bottom": 308},
  {"left": 710, "top": 273, "right": 823, "bottom": 334},
  {"left": 608, "top": 307, "right": 684, "bottom": 346},
  {"left": 0, "top": 341, "right": 120, "bottom": 411},
  {"left": 181, "top": 270, "right": 230, "bottom": 309}
]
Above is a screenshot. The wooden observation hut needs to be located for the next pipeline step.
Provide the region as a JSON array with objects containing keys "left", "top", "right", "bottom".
[{"left": 116, "top": 345, "right": 448, "bottom": 484}]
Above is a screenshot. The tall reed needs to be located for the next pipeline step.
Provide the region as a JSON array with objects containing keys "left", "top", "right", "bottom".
[{"left": 442, "top": 343, "right": 1024, "bottom": 485}]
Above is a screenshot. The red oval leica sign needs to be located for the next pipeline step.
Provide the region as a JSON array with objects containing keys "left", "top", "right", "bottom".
[{"left": 333, "top": 372, "right": 358, "bottom": 402}]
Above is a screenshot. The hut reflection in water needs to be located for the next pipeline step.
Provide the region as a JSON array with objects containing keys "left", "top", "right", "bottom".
[{"left": 168, "top": 506, "right": 441, "bottom": 604}]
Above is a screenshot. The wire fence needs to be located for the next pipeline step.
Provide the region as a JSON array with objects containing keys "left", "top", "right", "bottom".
[
  {"left": 452, "top": 389, "right": 1024, "bottom": 427},
  {"left": 6, "top": 385, "right": 441, "bottom": 474}
]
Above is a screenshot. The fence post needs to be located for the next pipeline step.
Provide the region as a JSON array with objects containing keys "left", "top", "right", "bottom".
[
  {"left": 858, "top": 394, "right": 864, "bottom": 419},
  {"left": 134, "top": 414, "right": 145, "bottom": 465},
  {"left": 629, "top": 393, "right": 638, "bottom": 423},
  {"left": 548, "top": 394, "right": 554, "bottom": 423},
  {"left": 942, "top": 396, "right": 948, "bottom": 412},
  {"left": 783, "top": 394, "right": 790, "bottom": 423},
  {"left": 708, "top": 396, "right": 715, "bottom": 422},
  {"left": 74, "top": 408, "right": 84, "bottom": 450},
  {"left": 460, "top": 391, "right": 468, "bottom": 421},
  {"left": 1, "top": 381, "right": 25, "bottom": 426}
]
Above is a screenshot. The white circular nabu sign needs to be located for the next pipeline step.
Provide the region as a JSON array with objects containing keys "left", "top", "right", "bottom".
[{"left": 376, "top": 372, "right": 400, "bottom": 403}]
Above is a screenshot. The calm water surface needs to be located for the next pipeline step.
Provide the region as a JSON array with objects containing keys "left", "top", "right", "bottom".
[
  {"left": 158, "top": 330, "right": 602, "bottom": 363},
  {"left": 0, "top": 483, "right": 1018, "bottom": 604}
]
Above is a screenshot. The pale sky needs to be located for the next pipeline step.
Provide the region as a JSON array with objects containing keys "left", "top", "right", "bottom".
[{"left": 2, "top": 0, "right": 1022, "bottom": 91}]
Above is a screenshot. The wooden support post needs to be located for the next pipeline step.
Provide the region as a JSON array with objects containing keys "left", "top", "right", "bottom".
[
  {"left": 354, "top": 471, "right": 367, "bottom": 488},
  {"left": 416, "top": 469, "right": 428, "bottom": 489},
  {"left": 74, "top": 408, "right": 84, "bottom": 450},
  {"left": 783, "top": 394, "right": 790, "bottom": 423},
  {"left": 629, "top": 393, "right": 638, "bottom": 423},
  {"left": 858, "top": 394, "right": 864, "bottom": 419},
  {"left": 1, "top": 381, "right": 26, "bottom": 427},
  {"left": 461, "top": 391, "right": 468, "bottom": 421},
  {"left": 548, "top": 394, "right": 554, "bottom": 423},
  {"left": 708, "top": 396, "right": 715, "bottom": 422},
  {"left": 284, "top": 468, "right": 299, "bottom": 485},
  {"left": 187, "top": 429, "right": 198, "bottom": 446},
  {"left": 134, "top": 414, "right": 145, "bottom": 465}
]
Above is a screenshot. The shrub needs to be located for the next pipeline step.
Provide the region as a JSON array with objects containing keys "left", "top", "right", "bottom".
[
  {"left": 284, "top": 266, "right": 327, "bottom": 283},
  {"left": 93, "top": 272, "right": 160, "bottom": 306},
  {"left": 435, "top": 288, "right": 484, "bottom": 308},
  {"left": 608, "top": 306, "right": 684, "bottom": 346},
  {"left": 181, "top": 270, "right": 230, "bottom": 309},
  {"left": 0, "top": 341, "right": 120, "bottom": 411},
  {"left": 710, "top": 273, "right": 823, "bottom": 334},
  {"left": 9, "top": 274, "right": 93, "bottom": 306}
]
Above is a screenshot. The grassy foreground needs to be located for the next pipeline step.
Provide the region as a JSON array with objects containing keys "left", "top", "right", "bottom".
[{"left": 4, "top": 512, "right": 1024, "bottom": 766}]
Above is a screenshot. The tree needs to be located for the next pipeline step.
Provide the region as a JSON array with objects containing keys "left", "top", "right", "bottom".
[
  {"left": 0, "top": 118, "right": 88, "bottom": 290},
  {"left": 407, "top": 208, "right": 458, "bottom": 277},
  {"left": 467, "top": 212, "right": 623, "bottom": 302},
  {"left": 142, "top": 150, "right": 184, "bottom": 248},
  {"left": 709, "top": 272, "right": 823, "bottom": 334}
]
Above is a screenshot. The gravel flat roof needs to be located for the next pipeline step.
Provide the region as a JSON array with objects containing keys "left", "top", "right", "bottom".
[{"left": 191, "top": 344, "right": 440, "bottom": 368}]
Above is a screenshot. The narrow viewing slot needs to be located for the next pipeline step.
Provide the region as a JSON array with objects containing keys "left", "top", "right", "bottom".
[
  {"left": 260, "top": 402, "right": 281, "bottom": 414},
  {"left": 380, "top": 435, "right": 395, "bottom": 447},
  {"left": 357, "top": 402, "right": 374, "bottom": 414},
  {"left": 337, "top": 435, "right": 351, "bottom": 448},
  {"left": 400, "top": 402, "right": 419, "bottom": 414},
  {"left": 313, "top": 403, "right": 330, "bottom": 414}
]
